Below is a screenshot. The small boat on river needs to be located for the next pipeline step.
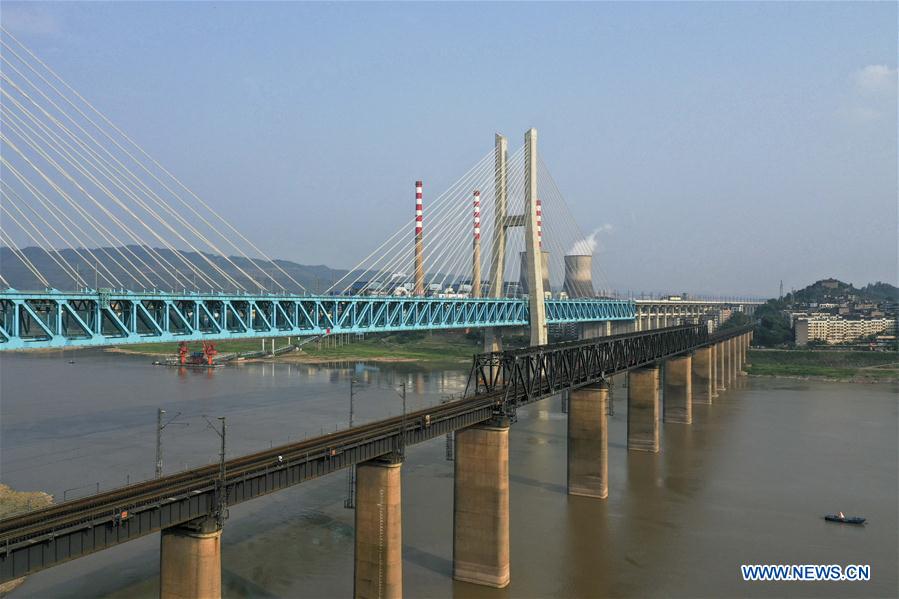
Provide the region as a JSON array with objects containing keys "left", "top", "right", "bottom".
[{"left": 824, "top": 511, "right": 866, "bottom": 525}]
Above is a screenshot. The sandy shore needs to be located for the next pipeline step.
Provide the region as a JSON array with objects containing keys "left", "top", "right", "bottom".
[
  {"left": 270, "top": 354, "right": 419, "bottom": 364},
  {"left": 104, "top": 347, "right": 469, "bottom": 365},
  {"left": 105, "top": 347, "right": 171, "bottom": 357}
]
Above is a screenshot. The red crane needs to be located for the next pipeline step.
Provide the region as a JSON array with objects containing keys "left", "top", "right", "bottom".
[{"left": 176, "top": 341, "right": 218, "bottom": 366}]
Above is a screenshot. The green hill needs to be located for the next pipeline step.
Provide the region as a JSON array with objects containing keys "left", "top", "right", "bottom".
[
  {"left": 752, "top": 278, "right": 897, "bottom": 347},
  {"left": 788, "top": 278, "right": 897, "bottom": 305}
]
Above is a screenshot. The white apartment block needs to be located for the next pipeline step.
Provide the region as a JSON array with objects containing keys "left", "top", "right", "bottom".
[{"left": 795, "top": 315, "right": 897, "bottom": 345}]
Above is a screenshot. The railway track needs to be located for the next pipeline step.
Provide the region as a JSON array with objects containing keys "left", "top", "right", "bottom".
[
  {"left": 0, "top": 392, "right": 499, "bottom": 546},
  {"left": 2, "top": 324, "right": 752, "bottom": 583},
  {"left": 3, "top": 324, "right": 739, "bottom": 544}
]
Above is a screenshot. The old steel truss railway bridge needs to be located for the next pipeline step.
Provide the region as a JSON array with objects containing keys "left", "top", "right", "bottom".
[{"left": 1, "top": 322, "right": 752, "bottom": 591}]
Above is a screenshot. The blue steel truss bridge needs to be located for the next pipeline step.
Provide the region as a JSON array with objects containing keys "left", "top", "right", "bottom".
[
  {"left": 0, "top": 31, "right": 760, "bottom": 353},
  {"left": 0, "top": 290, "right": 634, "bottom": 350}
]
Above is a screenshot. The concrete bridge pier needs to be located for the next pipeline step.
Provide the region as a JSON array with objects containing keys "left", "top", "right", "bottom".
[
  {"left": 354, "top": 456, "right": 403, "bottom": 599},
  {"left": 160, "top": 517, "right": 222, "bottom": 599},
  {"left": 663, "top": 355, "right": 692, "bottom": 424},
  {"left": 567, "top": 382, "right": 609, "bottom": 498},
  {"left": 710, "top": 344, "right": 718, "bottom": 399},
  {"left": 692, "top": 346, "right": 714, "bottom": 403},
  {"left": 744, "top": 333, "right": 752, "bottom": 368},
  {"left": 739, "top": 333, "right": 748, "bottom": 374},
  {"left": 716, "top": 341, "right": 727, "bottom": 392},
  {"left": 627, "top": 365, "right": 660, "bottom": 452},
  {"left": 729, "top": 338, "right": 738, "bottom": 383},
  {"left": 722, "top": 340, "right": 732, "bottom": 388},
  {"left": 453, "top": 418, "right": 511, "bottom": 588}
]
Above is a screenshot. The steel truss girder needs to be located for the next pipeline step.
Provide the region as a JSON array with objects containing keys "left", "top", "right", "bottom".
[
  {"left": 0, "top": 291, "right": 636, "bottom": 350},
  {"left": 0, "top": 324, "right": 750, "bottom": 580},
  {"left": 467, "top": 323, "right": 754, "bottom": 410}
]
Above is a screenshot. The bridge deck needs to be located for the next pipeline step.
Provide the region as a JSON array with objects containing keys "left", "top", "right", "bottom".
[{"left": 0, "top": 323, "right": 751, "bottom": 582}]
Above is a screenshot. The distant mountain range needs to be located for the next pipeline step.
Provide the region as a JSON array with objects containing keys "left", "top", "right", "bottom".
[{"left": 0, "top": 246, "right": 348, "bottom": 294}]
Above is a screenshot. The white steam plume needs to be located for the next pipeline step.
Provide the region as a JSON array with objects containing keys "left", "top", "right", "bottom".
[{"left": 569, "top": 224, "right": 613, "bottom": 255}]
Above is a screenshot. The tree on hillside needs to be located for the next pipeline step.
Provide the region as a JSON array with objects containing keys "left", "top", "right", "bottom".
[
  {"left": 718, "top": 312, "right": 751, "bottom": 330},
  {"left": 752, "top": 300, "right": 793, "bottom": 347},
  {"left": 859, "top": 282, "right": 899, "bottom": 303}
]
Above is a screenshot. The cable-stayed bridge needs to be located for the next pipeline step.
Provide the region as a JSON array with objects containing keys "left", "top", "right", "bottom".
[
  {"left": 0, "top": 30, "right": 770, "bottom": 597},
  {"left": 0, "top": 30, "right": 757, "bottom": 351}
]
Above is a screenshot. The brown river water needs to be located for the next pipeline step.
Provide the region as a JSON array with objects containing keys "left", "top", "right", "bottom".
[{"left": 1, "top": 350, "right": 896, "bottom": 598}]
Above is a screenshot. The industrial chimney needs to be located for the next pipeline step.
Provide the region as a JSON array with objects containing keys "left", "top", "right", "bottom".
[
  {"left": 563, "top": 255, "right": 594, "bottom": 298},
  {"left": 414, "top": 180, "right": 424, "bottom": 296},
  {"left": 472, "top": 191, "right": 482, "bottom": 298}
]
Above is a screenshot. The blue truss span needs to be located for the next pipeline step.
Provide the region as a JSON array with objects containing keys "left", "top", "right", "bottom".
[{"left": 0, "top": 290, "right": 635, "bottom": 351}]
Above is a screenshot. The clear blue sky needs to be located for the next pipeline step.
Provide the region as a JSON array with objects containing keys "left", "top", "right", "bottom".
[{"left": 2, "top": 1, "right": 896, "bottom": 296}]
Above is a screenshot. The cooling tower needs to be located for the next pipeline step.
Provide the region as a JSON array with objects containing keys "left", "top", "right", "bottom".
[
  {"left": 563, "top": 255, "right": 595, "bottom": 298},
  {"left": 519, "top": 251, "right": 551, "bottom": 296}
]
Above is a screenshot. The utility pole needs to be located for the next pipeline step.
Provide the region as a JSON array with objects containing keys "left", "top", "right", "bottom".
[
  {"left": 216, "top": 416, "right": 226, "bottom": 527},
  {"left": 155, "top": 408, "right": 187, "bottom": 478},
  {"left": 344, "top": 378, "right": 357, "bottom": 509},
  {"left": 399, "top": 382, "right": 407, "bottom": 458},
  {"left": 441, "top": 396, "right": 454, "bottom": 461},
  {"left": 607, "top": 378, "right": 615, "bottom": 416},
  {"left": 156, "top": 409, "right": 163, "bottom": 478},
  {"left": 204, "top": 415, "right": 228, "bottom": 528}
]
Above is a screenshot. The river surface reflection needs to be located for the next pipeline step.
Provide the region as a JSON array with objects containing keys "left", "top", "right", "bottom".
[{"left": 1, "top": 351, "right": 896, "bottom": 597}]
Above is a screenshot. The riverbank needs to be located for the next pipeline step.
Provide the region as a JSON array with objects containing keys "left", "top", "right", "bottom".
[
  {"left": 0, "top": 484, "right": 53, "bottom": 595},
  {"left": 109, "top": 339, "right": 898, "bottom": 380},
  {"left": 109, "top": 331, "right": 499, "bottom": 365},
  {"left": 747, "top": 349, "right": 899, "bottom": 382},
  {"left": 107, "top": 339, "right": 272, "bottom": 357},
  {"left": 285, "top": 331, "right": 498, "bottom": 364},
  {"left": 0, "top": 483, "right": 53, "bottom": 519}
]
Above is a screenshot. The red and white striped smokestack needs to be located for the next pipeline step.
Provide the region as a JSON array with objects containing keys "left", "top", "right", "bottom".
[
  {"left": 473, "top": 191, "right": 481, "bottom": 240},
  {"left": 415, "top": 181, "right": 423, "bottom": 236},
  {"left": 536, "top": 198, "right": 543, "bottom": 249},
  {"left": 472, "top": 190, "right": 481, "bottom": 298},
  {"left": 414, "top": 180, "right": 424, "bottom": 296}
]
